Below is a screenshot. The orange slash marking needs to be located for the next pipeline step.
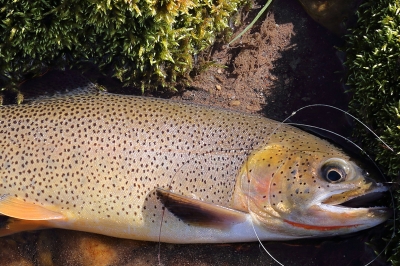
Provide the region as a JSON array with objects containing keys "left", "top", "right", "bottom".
[{"left": 284, "top": 219, "right": 360, "bottom": 231}]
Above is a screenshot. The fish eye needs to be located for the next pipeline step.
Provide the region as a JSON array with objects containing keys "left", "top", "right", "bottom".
[
  {"left": 320, "top": 158, "right": 350, "bottom": 183},
  {"left": 326, "top": 169, "right": 343, "bottom": 182}
]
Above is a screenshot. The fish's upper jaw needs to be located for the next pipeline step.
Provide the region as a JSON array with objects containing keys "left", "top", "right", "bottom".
[
  {"left": 321, "top": 181, "right": 389, "bottom": 207},
  {"left": 321, "top": 183, "right": 390, "bottom": 215}
]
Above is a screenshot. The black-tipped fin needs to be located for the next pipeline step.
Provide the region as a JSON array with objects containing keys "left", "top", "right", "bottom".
[{"left": 156, "top": 189, "right": 247, "bottom": 229}]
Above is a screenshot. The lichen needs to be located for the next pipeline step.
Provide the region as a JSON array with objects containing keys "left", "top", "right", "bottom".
[
  {"left": 344, "top": 0, "right": 400, "bottom": 263},
  {"left": 0, "top": 0, "right": 247, "bottom": 92}
]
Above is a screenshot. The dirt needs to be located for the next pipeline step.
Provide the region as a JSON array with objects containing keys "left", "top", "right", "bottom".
[
  {"left": 167, "top": 0, "right": 355, "bottom": 144},
  {"left": 178, "top": 0, "right": 346, "bottom": 120},
  {"left": 0, "top": 0, "right": 391, "bottom": 265}
]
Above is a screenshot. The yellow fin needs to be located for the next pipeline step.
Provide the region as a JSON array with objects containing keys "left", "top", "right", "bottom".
[
  {"left": 0, "top": 217, "right": 51, "bottom": 236},
  {"left": 0, "top": 195, "right": 64, "bottom": 220}
]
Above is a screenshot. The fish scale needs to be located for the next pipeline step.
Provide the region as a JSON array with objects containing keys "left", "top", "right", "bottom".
[{"left": 0, "top": 84, "right": 390, "bottom": 243}]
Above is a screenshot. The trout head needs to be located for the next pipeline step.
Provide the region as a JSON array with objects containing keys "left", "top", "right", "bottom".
[{"left": 233, "top": 128, "right": 390, "bottom": 238}]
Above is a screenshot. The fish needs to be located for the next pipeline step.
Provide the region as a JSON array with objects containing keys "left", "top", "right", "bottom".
[{"left": 0, "top": 79, "right": 390, "bottom": 244}]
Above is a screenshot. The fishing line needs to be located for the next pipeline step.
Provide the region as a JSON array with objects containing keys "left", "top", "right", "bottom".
[
  {"left": 250, "top": 220, "right": 284, "bottom": 266},
  {"left": 290, "top": 104, "right": 393, "bottom": 152},
  {"left": 157, "top": 207, "right": 165, "bottom": 266},
  {"left": 156, "top": 103, "right": 395, "bottom": 265},
  {"left": 287, "top": 122, "right": 396, "bottom": 266},
  {"left": 283, "top": 104, "right": 396, "bottom": 266},
  {"left": 156, "top": 146, "right": 251, "bottom": 263},
  {"left": 155, "top": 143, "right": 268, "bottom": 266},
  {"left": 155, "top": 128, "right": 278, "bottom": 262},
  {"left": 244, "top": 152, "right": 285, "bottom": 266}
]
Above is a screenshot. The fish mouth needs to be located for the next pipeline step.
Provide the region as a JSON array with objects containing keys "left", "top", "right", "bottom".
[
  {"left": 322, "top": 184, "right": 391, "bottom": 213},
  {"left": 338, "top": 191, "right": 388, "bottom": 209}
]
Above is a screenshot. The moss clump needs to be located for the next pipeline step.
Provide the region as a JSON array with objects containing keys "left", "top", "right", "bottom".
[
  {"left": 345, "top": 0, "right": 400, "bottom": 263},
  {"left": 0, "top": 0, "right": 246, "bottom": 92}
]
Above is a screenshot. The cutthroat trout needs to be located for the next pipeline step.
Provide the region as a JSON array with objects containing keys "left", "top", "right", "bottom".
[{"left": 0, "top": 81, "right": 389, "bottom": 243}]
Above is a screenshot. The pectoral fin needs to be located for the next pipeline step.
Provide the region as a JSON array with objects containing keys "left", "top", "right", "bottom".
[
  {"left": 0, "top": 195, "right": 65, "bottom": 220},
  {"left": 156, "top": 189, "right": 247, "bottom": 229}
]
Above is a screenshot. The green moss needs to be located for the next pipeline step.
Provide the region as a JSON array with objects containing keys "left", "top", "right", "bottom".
[
  {"left": 0, "top": 0, "right": 246, "bottom": 92},
  {"left": 344, "top": 0, "right": 400, "bottom": 263}
]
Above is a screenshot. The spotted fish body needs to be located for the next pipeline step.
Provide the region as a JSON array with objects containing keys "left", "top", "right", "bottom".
[{"left": 0, "top": 83, "right": 389, "bottom": 243}]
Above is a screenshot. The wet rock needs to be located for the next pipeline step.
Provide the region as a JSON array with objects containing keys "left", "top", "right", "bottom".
[
  {"left": 37, "top": 232, "right": 55, "bottom": 266},
  {"left": 298, "top": 0, "right": 362, "bottom": 35},
  {"left": 0, "top": 238, "right": 33, "bottom": 266},
  {"left": 35, "top": 230, "right": 157, "bottom": 266}
]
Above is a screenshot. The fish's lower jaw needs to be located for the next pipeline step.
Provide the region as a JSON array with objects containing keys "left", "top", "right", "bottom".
[
  {"left": 318, "top": 186, "right": 391, "bottom": 230},
  {"left": 283, "top": 219, "right": 363, "bottom": 232},
  {"left": 251, "top": 203, "right": 390, "bottom": 238},
  {"left": 280, "top": 215, "right": 388, "bottom": 238},
  {"left": 284, "top": 204, "right": 391, "bottom": 236}
]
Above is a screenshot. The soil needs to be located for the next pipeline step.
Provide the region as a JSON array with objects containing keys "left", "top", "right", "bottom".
[
  {"left": 0, "top": 0, "right": 391, "bottom": 265},
  {"left": 174, "top": 0, "right": 350, "bottom": 135}
]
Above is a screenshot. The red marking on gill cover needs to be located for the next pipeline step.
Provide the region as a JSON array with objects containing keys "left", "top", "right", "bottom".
[{"left": 284, "top": 219, "right": 360, "bottom": 231}]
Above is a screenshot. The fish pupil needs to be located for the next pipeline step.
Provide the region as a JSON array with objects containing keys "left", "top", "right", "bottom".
[{"left": 327, "top": 170, "right": 342, "bottom": 182}]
